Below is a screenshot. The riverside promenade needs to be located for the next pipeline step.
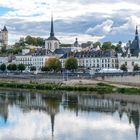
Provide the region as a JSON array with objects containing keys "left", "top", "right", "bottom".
[{"left": 0, "top": 72, "right": 140, "bottom": 88}]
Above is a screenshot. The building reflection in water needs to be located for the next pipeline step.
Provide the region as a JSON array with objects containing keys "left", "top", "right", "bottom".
[{"left": 0, "top": 91, "right": 140, "bottom": 140}]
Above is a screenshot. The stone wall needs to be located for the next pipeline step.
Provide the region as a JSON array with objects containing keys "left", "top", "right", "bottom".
[{"left": 96, "top": 75, "right": 140, "bottom": 85}]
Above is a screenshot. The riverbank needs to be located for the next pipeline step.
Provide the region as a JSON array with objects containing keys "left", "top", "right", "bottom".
[{"left": 0, "top": 80, "right": 140, "bottom": 94}]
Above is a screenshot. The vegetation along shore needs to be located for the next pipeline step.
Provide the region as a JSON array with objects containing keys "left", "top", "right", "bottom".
[{"left": 0, "top": 80, "right": 140, "bottom": 94}]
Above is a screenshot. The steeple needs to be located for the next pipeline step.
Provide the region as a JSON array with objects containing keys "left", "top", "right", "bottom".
[
  {"left": 50, "top": 14, "right": 54, "bottom": 37},
  {"left": 135, "top": 25, "right": 139, "bottom": 40}
]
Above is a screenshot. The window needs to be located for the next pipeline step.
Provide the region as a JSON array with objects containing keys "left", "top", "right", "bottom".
[{"left": 55, "top": 42, "right": 58, "bottom": 48}]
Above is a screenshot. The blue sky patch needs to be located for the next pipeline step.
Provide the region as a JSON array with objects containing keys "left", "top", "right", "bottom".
[{"left": 0, "top": 7, "right": 14, "bottom": 15}]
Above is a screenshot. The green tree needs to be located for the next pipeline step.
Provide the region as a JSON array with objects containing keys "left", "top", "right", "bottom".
[
  {"left": 30, "top": 66, "right": 36, "bottom": 71},
  {"left": 45, "top": 58, "right": 61, "bottom": 72},
  {"left": 93, "top": 42, "right": 101, "bottom": 48},
  {"left": 7, "top": 64, "right": 12, "bottom": 71},
  {"left": 36, "top": 37, "right": 45, "bottom": 46},
  {"left": 12, "top": 64, "right": 17, "bottom": 71},
  {"left": 0, "top": 64, "right": 6, "bottom": 72},
  {"left": 133, "top": 64, "right": 139, "bottom": 71},
  {"left": 65, "top": 57, "right": 78, "bottom": 71},
  {"left": 25, "top": 35, "right": 33, "bottom": 45},
  {"left": 41, "top": 66, "right": 49, "bottom": 72},
  {"left": 18, "top": 64, "right": 26, "bottom": 72},
  {"left": 102, "top": 42, "right": 112, "bottom": 51},
  {"left": 1, "top": 46, "right": 6, "bottom": 53},
  {"left": 120, "top": 64, "right": 127, "bottom": 72}
]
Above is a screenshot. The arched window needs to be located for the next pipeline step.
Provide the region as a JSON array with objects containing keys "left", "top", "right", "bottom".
[
  {"left": 55, "top": 42, "right": 58, "bottom": 48},
  {"left": 50, "top": 43, "right": 52, "bottom": 49},
  {"left": 48, "top": 43, "right": 50, "bottom": 49}
]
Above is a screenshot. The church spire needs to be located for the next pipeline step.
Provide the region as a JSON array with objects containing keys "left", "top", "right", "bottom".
[
  {"left": 135, "top": 25, "right": 139, "bottom": 40},
  {"left": 50, "top": 14, "right": 54, "bottom": 37}
]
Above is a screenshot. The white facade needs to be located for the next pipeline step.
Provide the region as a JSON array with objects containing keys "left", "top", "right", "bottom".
[
  {"left": 118, "top": 53, "right": 140, "bottom": 72},
  {"left": 45, "top": 39, "right": 59, "bottom": 52},
  {"left": 60, "top": 57, "right": 118, "bottom": 69},
  {"left": 0, "top": 57, "right": 9, "bottom": 65},
  {"left": 15, "top": 55, "right": 50, "bottom": 70}
]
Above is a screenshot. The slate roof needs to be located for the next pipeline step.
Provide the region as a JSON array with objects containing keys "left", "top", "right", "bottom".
[
  {"left": 130, "top": 26, "right": 140, "bottom": 56},
  {"left": 54, "top": 48, "right": 71, "bottom": 54},
  {"left": 60, "top": 50, "right": 117, "bottom": 59},
  {"left": 46, "top": 36, "right": 59, "bottom": 41}
]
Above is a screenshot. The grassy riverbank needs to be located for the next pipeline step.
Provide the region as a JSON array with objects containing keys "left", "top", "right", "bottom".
[{"left": 0, "top": 80, "right": 140, "bottom": 94}]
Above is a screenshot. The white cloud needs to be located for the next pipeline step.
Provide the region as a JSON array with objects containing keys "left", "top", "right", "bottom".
[
  {"left": 1, "top": 0, "right": 140, "bottom": 22},
  {"left": 58, "top": 33, "right": 105, "bottom": 44},
  {"left": 86, "top": 20, "right": 114, "bottom": 35},
  {"left": 112, "top": 16, "right": 140, "bottom": 34},
  {"left": 1, "top": 0, "right": 140, "bottom": 44}
]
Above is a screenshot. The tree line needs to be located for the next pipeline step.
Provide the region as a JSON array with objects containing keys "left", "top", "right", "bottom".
[
  {"left": 41, "top": 57, "right": 78, "bottom": 72},
  {"left": 0, "top": 63, "right": 26, "bottom": 72},
  {"left": 0, "top": 57, "right": 78, "bottom": 73},
  {"left": 0, "top": 35, "right": 45, "bottom": 55}
]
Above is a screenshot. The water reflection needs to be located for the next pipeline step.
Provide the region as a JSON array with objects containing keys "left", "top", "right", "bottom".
[{"left": 0, "top": 91, "right": 139, "bottom": 140}]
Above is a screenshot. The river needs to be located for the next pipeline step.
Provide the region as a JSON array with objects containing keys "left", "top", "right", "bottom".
[{"left": 0, "top": 90, "right": 139, "bottom": 140}]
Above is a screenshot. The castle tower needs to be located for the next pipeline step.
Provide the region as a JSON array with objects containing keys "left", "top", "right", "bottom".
[
  {"left": 1, "top": 26, "right": 8, "bottom": 47},
  {"left": 45, "top": 14, "right": 59, "bottom": 52}
]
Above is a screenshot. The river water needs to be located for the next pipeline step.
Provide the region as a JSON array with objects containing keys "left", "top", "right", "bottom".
[{"left": 0, "top": 90, "right": 139, "bottom": 140}]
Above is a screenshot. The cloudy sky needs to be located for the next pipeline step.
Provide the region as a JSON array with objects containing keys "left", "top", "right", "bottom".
[{"left": 0, "top": 0, "right": 140, "bottom": 44}]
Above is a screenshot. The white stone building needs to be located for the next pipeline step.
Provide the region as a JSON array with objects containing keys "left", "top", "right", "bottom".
[
  {"left": 45, "top": 15, "right": 60, "bottom": 52},
  {"left": 60, "top": 50, "right": 118, "bottom": 70},
  {"left": 15, "top": 55, "right": 50, "bottom": 70},
  {"left": 118, "top": 53, "right": 140, "bottom": 72}
]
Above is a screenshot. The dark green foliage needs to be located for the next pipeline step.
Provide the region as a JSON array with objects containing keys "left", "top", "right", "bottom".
[
  {"left": 97, "top": 82, "right": 115, "bottom": 88},
  {"left": 0, "top": 81, "right": 140, "bottom": 94},
  {"left": 41, "top": 66, "right": 49, "bottom": 72},
  {"left": 12, "top": 64, "right": 17, "bottom": 71},
  {"left": 120, "top": 64, "right": 127, "bottom": 72},
  {"left": 93, "top": 42, "right": 101, "bottom": 47},
  {"left": 65, "top": 57, "right": 78, "bottom": 71},
  {"left": 18, "top": 64, "right": 26, "bottom": 72},
  {"left": 0, "top": 63, "right": 6, "bottom": 72},
  {"left": 102, "top": 42, "right": 112, "bottom": 51},
  {"left": 117, "top": 88, "right": 140, "bottom": 94},
  {"left": 45, "top": 58, "right": 62, "bottom": 72},
  {"left": 7, "top": 64, "right": 17, "bottom": 71},
  {"left": 133, "top": 64, "right": 139, "bottom": 71},
  {"left": 25, "top": 36, "right": 45, "bottom": 46},
  {"left": 7, "top": 64, "right": 12, "bottom": 71},
  {"left": 30, "top": 66, "right": 36, "bottom": 71}
]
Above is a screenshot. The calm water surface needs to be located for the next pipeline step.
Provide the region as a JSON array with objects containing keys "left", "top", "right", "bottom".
[{"left": 0, "top": 90, "right": 139, "bottom": 140}]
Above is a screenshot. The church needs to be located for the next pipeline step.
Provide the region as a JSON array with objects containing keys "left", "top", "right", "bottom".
[
  {"left": 45, "top": 15, "right": 60, "bottom": 52},
  {"left": 118, "top": 26, "right": 140, "bottom": 72},
  {"left": 130, "top": 26, "right": 140, "bottom": 56}
]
